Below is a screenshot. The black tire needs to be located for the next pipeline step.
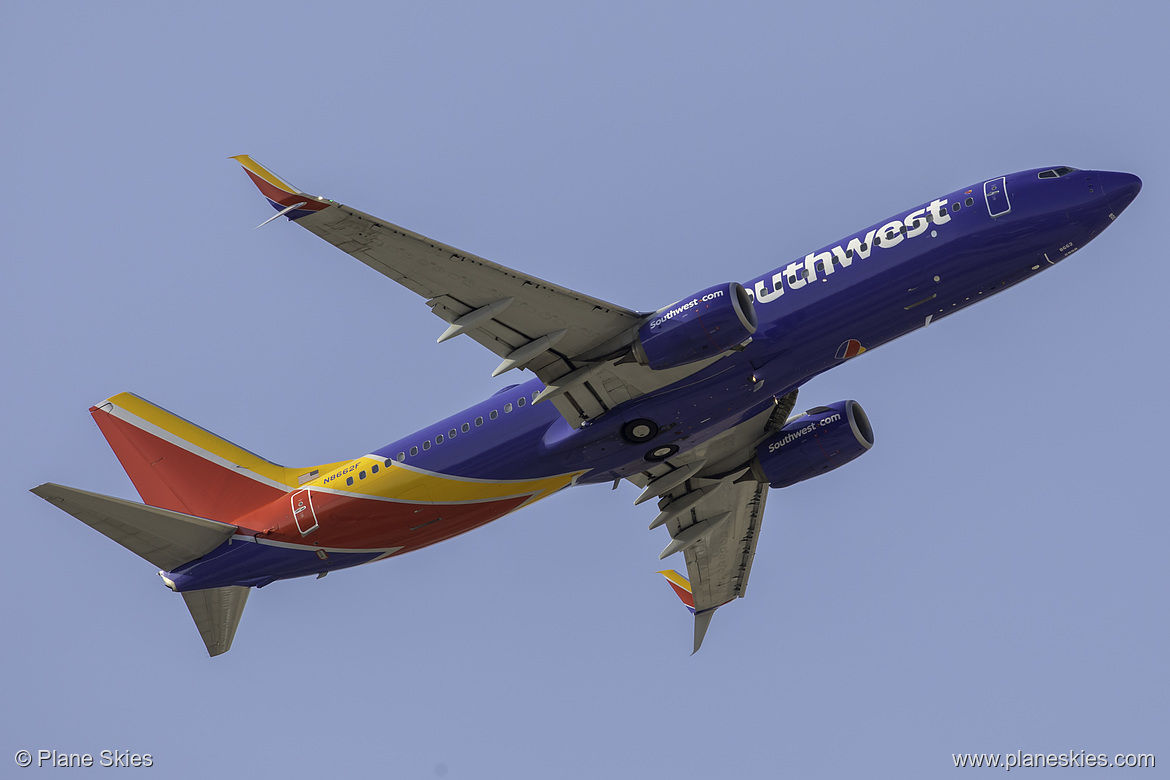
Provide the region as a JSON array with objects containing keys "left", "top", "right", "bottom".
[
  {"left": 621, "top": 418, "right": 659, "bottom": 444},
  {"left": 644, "top": 444, "right": 679, "bottom": 462}
]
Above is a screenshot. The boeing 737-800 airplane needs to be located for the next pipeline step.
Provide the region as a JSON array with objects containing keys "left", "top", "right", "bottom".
[{"left": 32, "top": 158, "right": 1141, "bottom": 656}]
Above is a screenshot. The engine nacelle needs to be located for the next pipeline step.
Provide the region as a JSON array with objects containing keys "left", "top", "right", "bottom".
[
  {"left": 753, "top": 400, "right": 874, "bottom": 488},
  {"left": 632, "top": 282, "right": 757, "bottom": 370}
]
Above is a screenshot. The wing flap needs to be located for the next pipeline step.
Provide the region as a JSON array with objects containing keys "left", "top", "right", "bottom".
[
  {"left": 681, "top": 479, "right": 768, "bottom": 610},
  {"left": 644, "top": 391, "right": 799, "bottom": 650}
]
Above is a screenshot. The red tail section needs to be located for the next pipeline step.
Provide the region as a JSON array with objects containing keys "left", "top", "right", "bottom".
[{"left": 91, "top": 393, "right": 343, "bottom": 524}]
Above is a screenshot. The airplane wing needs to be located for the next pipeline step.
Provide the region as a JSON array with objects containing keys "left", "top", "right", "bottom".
[
  {"left": 637, "top": 390, "right": 799, "bottom": 652},
  {"left": 233, "top": 156, "right": 716, "bottom": 427}
]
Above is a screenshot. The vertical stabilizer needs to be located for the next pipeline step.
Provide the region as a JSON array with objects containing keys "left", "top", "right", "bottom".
[{"left": 89, "top": 392, "right": 345, "bottom": 523}]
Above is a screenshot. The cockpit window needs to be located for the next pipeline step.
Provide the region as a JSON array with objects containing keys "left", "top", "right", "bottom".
[{"left": 1038, "top": 166, "right": 1077, "bottom": 179}]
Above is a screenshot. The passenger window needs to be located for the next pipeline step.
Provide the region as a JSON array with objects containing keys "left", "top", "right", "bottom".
[
  {"left": 410, "top": 446, "right": 419, "bottom": 456},
  {"left": 517, "top": 397, "right": 526, "bottom": 407},
  {"left": 490, "top": 410, "right": 498, "bottom": 420},
  {"left": 359, "top": 470, "right": 366, "bottom": 480},
  {"left": 814, "top": 261, "right": 824, "bottom": 272},
  {"left": 423, "top": 440, "right": 431, "bottom": 451},
  {"left": 449, "top": 428, "right": 457, "bottom": 438},
  {"left": 346, "top": 477, "right": 354, "bottom": 486},
  {"left": 397, "top": 452, "right": 406, "bottom": 461},
  {"left": 475, "top": 416, "right": 483, "bottom": 427},
  {"left": 462, "top": 422, "right": 470, "bottom": 433},
  {"left": 371, "top": 464, "right": 379, "bottom": 474},
  {"left": 965, "top": 197, "right": 974, "bottom": 207},
  {"left": 846, "top": 249, "right": 854, "bottom": 258},
  {"left": 532, "top": 391, "right": 539, "bottom": 401},
  {"left": 436, "top": 434, "right": 444, "bottom": 444},
  {"left": 951, "top": 202, "right": 960, "bottom": 212},
  {"left": 504, "top": 403, "right": 513, "bottom": 413}
]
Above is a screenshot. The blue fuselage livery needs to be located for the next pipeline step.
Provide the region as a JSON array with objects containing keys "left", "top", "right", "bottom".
[
  {"left": 375, "top": 168, "right": 1137, "bottom": 484},
  {"left": 32, "top": 162, "right": 1141, "bottom": 656}
]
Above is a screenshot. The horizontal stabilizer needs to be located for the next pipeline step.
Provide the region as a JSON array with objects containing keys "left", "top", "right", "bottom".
[
  {"left": 31, "top": 483, "right": 237, "bottom": 571},
  {"left": 182, "top": 586, "right": 250, "bottom": 657}
]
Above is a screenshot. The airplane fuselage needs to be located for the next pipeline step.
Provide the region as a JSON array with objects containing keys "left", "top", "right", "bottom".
[{"left": 160, "top": 166, "right": 1139, "bottom": 592}]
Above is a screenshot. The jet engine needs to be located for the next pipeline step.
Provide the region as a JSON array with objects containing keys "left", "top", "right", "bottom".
[
  {"left": 751, "top": 400, "right": 874, "bottom": 488},
  {"left": 632, "top": 282, "right": 757, "bottom": 370}
]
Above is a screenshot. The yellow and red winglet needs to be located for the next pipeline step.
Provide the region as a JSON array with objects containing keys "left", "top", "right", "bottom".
[
  {"left": 659, "top": 569, "right": 722, "bottom": 653},
  {"left": 230, "top": 154, "right": 334, "bottom": 222},
  {"left": 658, "top": 569, "right": 696, "bottom": 614}
]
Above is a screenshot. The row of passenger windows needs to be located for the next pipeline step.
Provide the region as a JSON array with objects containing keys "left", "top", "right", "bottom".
[
  {"left": 342, "top": 390, "right": 541, "bottom": 485},
  {"left": 345, "top": 462, "right": 382, "bottom": 486},
  {"left": 785, "top": 198, "right": 977, "bottom": 283},
  {"left": 404, "top": 391, "right": 540, "bottom": 456}
]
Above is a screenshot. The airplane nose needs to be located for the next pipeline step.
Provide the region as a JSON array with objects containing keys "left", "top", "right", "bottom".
[{"left": 1098, "top": 170, "right": 1142, "bottom": 216}]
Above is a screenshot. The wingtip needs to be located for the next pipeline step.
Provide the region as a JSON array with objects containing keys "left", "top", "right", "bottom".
[
  {"left": 230, "top": 155, "right": 332, "bottom": 220},
  {"left": 692, "top": 609, "right": 715, "bottom": 654},
  {"left": 658, "top": 569, "right": 697, "bottom": 615},
  {"left": 232, "top": 154, "right": 301, "bottom": 195}
]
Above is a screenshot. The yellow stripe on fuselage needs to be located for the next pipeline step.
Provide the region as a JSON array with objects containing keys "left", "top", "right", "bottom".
[
  {"left": 107, "top": 392, "right": 578, "bottom": 503},
  {"left": 310, "top": 456, "right": 582, "bottom": 504}
]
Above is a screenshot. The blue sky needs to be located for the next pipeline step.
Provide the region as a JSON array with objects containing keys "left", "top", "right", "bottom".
[{"left": 3, "top": 2, "right": 1166, "bottom": 777}]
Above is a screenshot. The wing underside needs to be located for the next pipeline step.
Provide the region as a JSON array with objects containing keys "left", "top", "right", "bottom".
[
  {"left": 639, "top": 390, "right": 798, "bottom": 651},
  {"left": 232, "top": 156, "right": 802, "bottom": 654},
  {"left": 233, "top": 155, "right": 718, "bottom": 427}
]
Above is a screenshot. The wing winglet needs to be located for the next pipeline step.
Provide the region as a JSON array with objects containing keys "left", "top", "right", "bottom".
[
  {"left": 230, "top": 155, "right": 333, "bottom": 220},
  {"left": 692, "top": 610, "right": 716, "bottom": 655},
  {"left": 657, "top": 569, "right": 696, "bottom": 613},
  {"left": 658, "top": 570, "right": 719, "bottom": 653}
]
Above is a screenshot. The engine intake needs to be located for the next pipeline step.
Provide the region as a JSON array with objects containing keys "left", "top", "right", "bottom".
[
  {"left": 633, "top": 282, "right": 757, "bottom": 370},
  {"left": 752, "top": 400, "right": 874, "bottom": 488}
]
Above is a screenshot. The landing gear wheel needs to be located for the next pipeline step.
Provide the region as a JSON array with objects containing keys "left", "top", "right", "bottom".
[
  {"left": 644, "top": 444, "right": 679, "bottom": 462},
  {"left": 621, "top": 418, "right": 659, "bottom": 444}
]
